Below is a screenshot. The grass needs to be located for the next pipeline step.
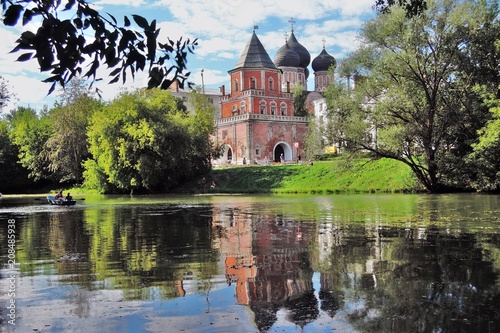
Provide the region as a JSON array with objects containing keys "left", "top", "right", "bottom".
[{"left": 174, "top": 156, "right": 420, "bottom": 194}]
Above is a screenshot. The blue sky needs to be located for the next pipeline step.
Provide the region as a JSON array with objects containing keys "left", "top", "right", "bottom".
[{"left": 0, "top": 0, "right": 375, "bottom": 111}]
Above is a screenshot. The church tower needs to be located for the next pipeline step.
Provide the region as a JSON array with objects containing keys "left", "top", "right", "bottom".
[
  {"left": 312, "top": 40, "right": 336, "bottom": 92},
  {"left": 274, "top": 18, "right": 311, "bottom": 91},
  {"left": 215, "top": 29, "right": 308, "bottom": 165}
]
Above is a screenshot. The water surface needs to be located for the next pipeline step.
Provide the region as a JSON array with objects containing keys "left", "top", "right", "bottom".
[{"left": 0, "top": 193, "right": 499, "bottom": 332}]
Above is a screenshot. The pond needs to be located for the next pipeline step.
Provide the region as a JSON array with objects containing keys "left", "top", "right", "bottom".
[{"left": 0, "top": 193, "right": 499, "bottom": 333}]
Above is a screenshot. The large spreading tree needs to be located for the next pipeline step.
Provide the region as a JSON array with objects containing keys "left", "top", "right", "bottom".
[
  {"left": 325, "top": 0, "right": 500, "bottom": 192},
  {"left": 45, "top": 78, "right": 102, "bottom": 183},
  {"left": 83, "top": 88, "right": 217, "bottom": 193}
]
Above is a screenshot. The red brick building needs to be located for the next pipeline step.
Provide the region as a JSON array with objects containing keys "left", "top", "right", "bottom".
[{"left": 214, "top": 28, "right": 335, "bottom": 164}]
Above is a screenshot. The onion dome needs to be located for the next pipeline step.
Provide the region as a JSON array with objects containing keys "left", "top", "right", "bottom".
[
  {"left": 274, "top": 42, "right": 300, "bottom": 68},
  {"left": 312, "top": 47, "right": 336, "bottom": 72},
  {"left": 287, "top": 31, "right": 311, "bottom": 69}
]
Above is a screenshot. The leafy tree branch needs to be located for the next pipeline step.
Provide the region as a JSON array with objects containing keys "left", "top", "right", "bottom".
[{"left": 2, "top": 0, "right": 197, "bottom": 95}]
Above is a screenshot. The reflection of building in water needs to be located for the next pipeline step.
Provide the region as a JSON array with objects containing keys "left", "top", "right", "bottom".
[
  {"left": 214, "top": 208, "right": 320, "bottom": 330},
  {"left": 213, "top": 208, "right": 256, "bottom": 305}
]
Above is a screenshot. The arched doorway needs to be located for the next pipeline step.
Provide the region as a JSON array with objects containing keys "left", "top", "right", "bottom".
[
  {"left": 273, "top": 142, "right": 292, "bottom": 162},
  {"left": 274, "top": 145, "right": 284, "bottom": 162},
  {"left": 218, "top": 144, "right": 233, "bottom": 164}
]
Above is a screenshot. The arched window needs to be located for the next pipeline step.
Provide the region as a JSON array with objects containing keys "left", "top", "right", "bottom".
[
  {"left": 234, "top": 79, "right": 239, "bottom": 92},
  {"left": 250, "top": 77, "right": 257, "bottom": 89},
  {"left": 280, "top": 102, "right": 287, "bottom": 116},
  {"left": 240, "top": 101, "right": 246, "bottom": 113},
  {"left": 268, "top": 78, "right": 274, "bottom": 91},
  {"left": 270, "top": 101, "right": 277, "bottom": 115},
  {"left": 259, "top": 100, "right": 267, "bottom": 114}
]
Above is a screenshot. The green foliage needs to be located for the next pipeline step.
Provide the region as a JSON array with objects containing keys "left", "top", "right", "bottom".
[
  {"left": 1, "top": 0, "right": 197, "bottom": 95},
  {"left": 469, "top": 89, "right": 500, "bottom": 191},
  {"left": 8, "top": 107, "right": 53, "bottom": 180},
  {"left": 83, "top": 88, "right": 214, "bottom": 193},
  {"left": 327, "top": 0, "right": 500, "bottom": 192},
  {"left": 324, "top": 79, "right": 368, "bottom": 150},
  {"left": 0, "top": 75, "right": 14, "bottom": 111},
  {"left": 188, "top": 88, "right": 223, "bottom": 161},
  {"left": 291, "top": 83, "right": 308, "bottom": 117},
  {"left": 374, "top": 0, "right": 428, "bottom": 17},
  {"left": 0, "top": 118, "right": 31, "bottom": 192},
  {"left": 304, "top": 118, "right": 323, "bottom": 160},
  {"left": 45, "top": 81, "right": 102, "bottom": 184}
]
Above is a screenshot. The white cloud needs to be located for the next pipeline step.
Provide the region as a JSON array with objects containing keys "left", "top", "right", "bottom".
[
  {"left": 94, "top": 0, "right": 147, "bottom": 7},
  {"left": 1, "top": 73, "right": 55, "bottom": 111}
]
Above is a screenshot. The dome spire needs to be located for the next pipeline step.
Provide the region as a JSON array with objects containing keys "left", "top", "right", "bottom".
[{"left": 289, "top": 17, "right": 295, "bottom": 33}]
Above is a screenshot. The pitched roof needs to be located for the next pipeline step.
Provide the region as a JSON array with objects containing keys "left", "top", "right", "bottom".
[{"left": 234, "top": 31, "right": 277, "bottom": 70}]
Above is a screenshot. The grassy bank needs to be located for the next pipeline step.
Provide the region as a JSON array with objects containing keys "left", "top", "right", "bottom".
[{"left": 175, "top": 157, "right": 420, "bottom": 194}]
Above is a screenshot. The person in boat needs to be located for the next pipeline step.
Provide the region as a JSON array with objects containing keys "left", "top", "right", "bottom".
[
  {"left": 55, "top": 191, "right": 63, "bottom": 202},
  {"left": 65, "top": 193, "right": 73, "bottom": 201},
  {"left": 210, "top": 181, "right": 216, "bottom": 189}
]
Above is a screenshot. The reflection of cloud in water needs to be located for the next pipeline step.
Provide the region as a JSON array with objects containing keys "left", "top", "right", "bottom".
[{"left": 5, "top": 273, "right": 256, "bottom": 333}]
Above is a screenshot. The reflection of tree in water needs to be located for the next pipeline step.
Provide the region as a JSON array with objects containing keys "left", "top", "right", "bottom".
[{"left": 350, "top": 226, "right": 500, "bottom": 333}]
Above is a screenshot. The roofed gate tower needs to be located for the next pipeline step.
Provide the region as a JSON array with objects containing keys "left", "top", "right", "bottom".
[{"left": 215, "top": 30, "right": 308, "bottom": 164}]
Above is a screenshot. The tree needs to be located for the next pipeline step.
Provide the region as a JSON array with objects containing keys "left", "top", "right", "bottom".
[
  {"left": 0, "top": 117, "right": 31, "bottom": 192},
  {"left": 1, "top": 0, "right": 197, "bottom": 95},
  {"left": 188, "top": 88, "right": 224, "bottom": 165},
  {"left": 291, "top": 83, "right": 308, "bottom": 117},
  {"left": 326, "top": 0, "right": 500, "bottom": 192},
  {"left": 324, "top": 79, "right": 367, "bottom": 152},
  {"left": 374, "top": 0, "right": 428, "bottom": 17},
  {"left": 8, "top": 106, "right": 53, "bottom": 180},
  {"left": 468, "top": 86, "right": 500, "bottom": 191},
  {"left": 45, "top": 78, "right": 102, "bottom": 184},
  {"left": 0, "top": 75, "right": 14, "bottom": 111},
  {"left": 83, "top": 88, "right": 215, "bottom": 193},
  {"left": 303, "top": 118, "right": 323, "bottom": 160}
]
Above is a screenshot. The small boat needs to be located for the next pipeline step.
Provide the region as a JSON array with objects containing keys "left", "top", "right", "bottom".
[{"left": 47, "top": 196, "right": 76, "bottom": 206}]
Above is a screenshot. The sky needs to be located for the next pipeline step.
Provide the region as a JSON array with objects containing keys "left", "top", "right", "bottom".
[{"left": 0, "top": 0, "right": 376, "bottom": 111}]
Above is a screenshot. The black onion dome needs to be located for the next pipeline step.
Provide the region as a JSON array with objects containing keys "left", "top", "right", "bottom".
[
  {"left": 274, "top": 42, "right": 300, "bottom": 68},
  {"left": 287, "top": 31, "right": 310, "bottom": 69},
  {"left": 312, "top": 48, "right": 336, "bottom": 72}
]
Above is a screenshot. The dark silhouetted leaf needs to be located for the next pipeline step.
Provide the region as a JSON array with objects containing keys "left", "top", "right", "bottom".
[
  {"left": 132, "top": 14, "right": 148, "bottom": 29},
  {"left": 3, "top": 4, "right": 23, "bottom": 26},
  {"left": 64, "top": 0, "right": 76, "bottom": 10},
  {"left": 107, "top": 13, "right": 117, "bottom": 25},
  {"left": 73, "top": 17, "right": 83, "bottom": 29},
  {"left": 23, "top": 9, "right": 33, "bottom": 26},
  {"left": 17, "top": 53, "right": 33, "bottom": 62}
]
